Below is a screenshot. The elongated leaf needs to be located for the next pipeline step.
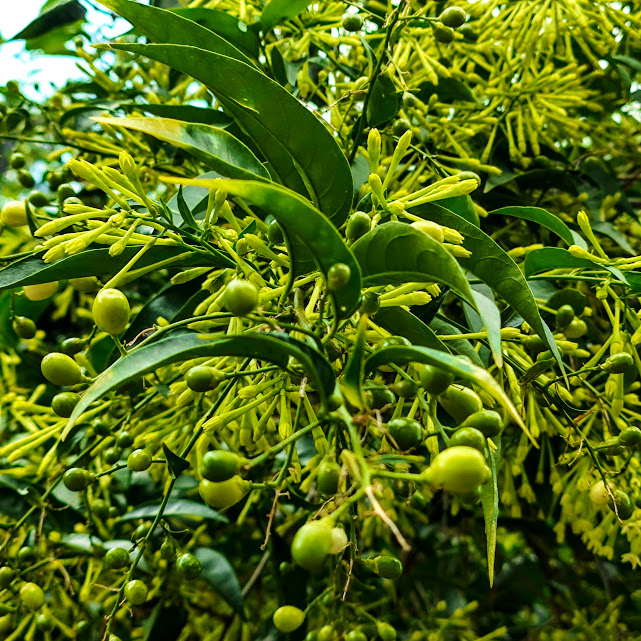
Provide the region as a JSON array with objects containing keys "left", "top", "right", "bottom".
[
  {"left": 98, "top": 0, "right": 255, "bottom": 66},
  {"left": 430, "top": 316, "right": 484, "bottom": 367},
  {"left": 591, "top": 220, "right": 635, "bottom": 255},
  {"left": 123, "top": 103, "right": 233, "bottom": 128},
  {"left": 366, "top": 74, "right": 401, "bottom": 127},
  {"left": 489, "top": 206, "right": 575, "bottom": 246},
  {"left": 375, "top": 307, "right": 449, "bottom": 353},
  {"left": 436, "top": 196, "right": 479, "bottom": 226},
  {"left": 11, "top": 0, "right": 85, "bottom": 40},
  {"left": 340, "top": 314, "right": 368, "bottom": 409},
  {"left": 261, "top": 0, "right": 310, "bottom": 30},
  {"left": 363, "top": 345, "right": 529, "bottom": 438},
  {"left": 352, "top": 222, "right": 503, "bottom": 365},
  {"left": 106, "top": 42, "right": 353, "bottom": 224},
  {"left": 164, "top": 178, "right": 362, "bottom": 319},
  {"left": 120, "top": 499, "right": 228, "bottom": 523},
  {"left": 0, "top": 246, "right": 231, "bottom": 292},
  {"left": 94, "top": 116, "right": 269, "bottom": 181},
  {"left": 480, "top": 436, "right": 500, "bottom": 587},
  {"left": 64, "top": 332, "right": 335, "bottom": 436},
  {"left": 414, "top": 206, "right": 563, "bottom": 371},
  {"left": 195, "top": 547, "right": 244, "bottom": 617}
]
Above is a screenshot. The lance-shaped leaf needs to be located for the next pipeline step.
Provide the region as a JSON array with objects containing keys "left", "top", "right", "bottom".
[
  {"left": 104, "top": 42, "right": 353, "bottom": 225},
  {"left": 489, "top": 206, "right": 575, "bottom": 246},
  {"left": 375, "top": 307, "right": 449, "bottom": 353},
  {"left": 64, "top": 332, "right": 335, "bottom": 437},
  {"left": 163, "top": 178, "right": 362, "bottom": 319},
  {"left": 340, "top": 314, "right": 368, "bottom": 409},
  {"left": 195, "top": 548, "right": 244, "bottom": 617},
  {"left": 352, "top": 222, "right": 503, "bottom": 366},
  {"left": 363, "top": 345, "right": 531, "bottom": 440},
  {"left": 93, "top": 116, "right": 270, "bottom": 181},
  {"left": 261, "top": 0, "right": 311, "bottom": 31},
  {"left": 480, "top": 436, "right": 501, "bottom": 587}
]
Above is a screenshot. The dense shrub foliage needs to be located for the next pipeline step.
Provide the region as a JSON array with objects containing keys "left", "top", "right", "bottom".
[{"left": 2, "top": 0, "right": 641, "bottom": 639}]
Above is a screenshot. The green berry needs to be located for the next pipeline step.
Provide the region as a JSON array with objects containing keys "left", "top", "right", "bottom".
[
  {"left": 440, "top": 6, "right": 466, "bottom": 28},
  {"left": 63, "top": 468, "right": 88, "bottom": 492},
  {"left": 9, "top": 152, "right": 26, "bottom": 169},
  {"left": 124, "top": 579, "right": 147, "bottom": 605},
  {"left": 223, "top": 280, "right": 259, "bottom": 316},
  {"left": 200, "top": 450, "right": 241, "bottom": 483},
  {"left": 41, "top": 352, "right": 82, "bottom": 387},
  {"left": 342, "top": 13, "right": 364, "bottom": 32},
  {"left": 176, "top": 553, "right": 202, "bottom": 580},
  {"left": 327, "top": 263, "right": 351, "bottom": 292},
  {"left": 104, "top": 547, "right": 129, "bottom": 570},
  {"left": 127, "top": 449, "right": 152, "bottom": 472},
  {"left": 51, "top": 392, "right": 81, "bottom": 418},
  {"left": 12, "top": 316, "right": 37, "bottom": 339}
]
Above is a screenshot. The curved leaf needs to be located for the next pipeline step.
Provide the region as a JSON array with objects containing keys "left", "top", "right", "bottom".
[
  {"left": 413, "top": 205, "right": 562, "bottom": 371},
  {"left": 105, "top": 42, "right": 353, "bottom": 225},
  {"left": 94, "top": 116, "right": 270, "bottom": 181},
  {"left": 164, "top": 178, "right": 362, "bottom": 319},
  {"left": 64, "top": 332, "right": 335, "bottom": 436},
  {"left": 261, "top": 0, "right": 310, "bottom": 31},
  {"left": 120, "top": 499, "right": 228, "bottom": 523},
  {"left": 375, "top": 307, "right": 449, "bottom": 353},
  {"left": 480, "top": 436, "right": 500, "bottom": 587},
  {"left": 352, "top": 222, "right": 503, "bottom": 365},
  {"left": 122, "top": 103, "right": 233, "bottom": 128},
  {"left": 363, "top": 345, "right": 529, "bottom": 438},
  {"left": 195, "top": 547, "right": 244, "bottom": 617},
  {"left": 430, "top": 316, "right": 484, "bottom": 367},
  {"left": 489, "top": 206, "right": 575, "bottom": 245},
  {"left": 0, "top": 246, "right": 232, "bottom": 292}
]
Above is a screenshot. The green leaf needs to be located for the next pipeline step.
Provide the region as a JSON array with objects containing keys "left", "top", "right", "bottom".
[
  {"left": 97, "top": 0, "right": 255, "bottom": 66},
  {"left": 340, "top": 314, "right": 368, "bottom": 410},
  {"left": 591, "top": 220, "right": 635, "bottom": 255},
  {"left": 352, "top": 222, "right": 503, "bottom": 365},
  {"left": 366, "top": 75, "right": 401, "bottom": 127},
  {"left": 261, "top": 0, "right": 310, "bottom": 31},
  {"left": 64, "top": 332, "right": 335, "bottom": 436},
  {"left": 375, "top": 307, "right": 449, "bottom": 353},
  {"left": 120, "top": 499, "right": 228, "bottom": 523},
  {"left": 479, "top": 436, "right": 500, "bottom": 587},
  {"left": 363, "top": 345, "right": 530, "bottom": 439},
  {"left": 168, "top": 178, "right": 362, "bottom": 319},
  {"left": 176, "top": 186, "right": 199, "bottom": 230},
  {"left": 414, "top": 206, "right": 563, "bottom": 371},
  {"left": 11, "top": 0, "right": 85, "bottom": 41},
  {"left": 436, "top": 196, "right": 479, "bottom": 226},
  {"left": 418, "top": 77, "right": 476, "bottom": 103},
  {"left": 122, "top": 103, "right": 233, "bottom": 128},
  {"left": 0, "top": 246, "right": 232, "bottom": 293},
  {"left": 105, "top": 42, "right": 353, "bottom": 225},
  {"left": 162, "top": 443, "right": 190, "bottom": 479},
  {"left": 489, "top": 206, "right": 575, "bottom": 246},
  {"left": 430, "top": 316, "right": 484, "bottom": 367},
  {"left": 195, "top": 547, "right": 244, "bottom": 617},
  {"left": 94, "top": 116, "right": 270, "bottom": 181},
  {"left": 523, "top": 248, "right": 627, "bottom": 284}
]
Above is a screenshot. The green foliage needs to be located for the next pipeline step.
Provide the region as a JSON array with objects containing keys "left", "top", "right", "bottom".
[{"left": 1, "top": 0, "right": 641, "bottom": 639}]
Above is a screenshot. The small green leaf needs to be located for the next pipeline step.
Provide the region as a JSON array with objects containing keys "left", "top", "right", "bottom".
[
  {"left": 480, "top": 436, "right": 500, "bottom": 587},
  {"left": 162, "top": 443, "right": 190, "bottom": 479},
  {"left": 120, "top": 499, "right": 228, "bottom": 523},
  {"left": 261, "top": 0, "right": 310, "bottom": 31},
  {"left": 430, "top": 316, "right": 484, "bottom": 367},
  {"left": 523, "top": 248, "right": 627, "bottom": 284},
  {"left": 94, "top": 116, "right": 270, "bottom": 181},
  {"left": 366, "top": 75, "right": 401, "bottom": 127},
  {"left": 340, "top": 314, "right": 368, "bottom": 409},
  {"left": 176, "top": 186, "right": 199, "bottom": 230},
  {"left": 375, "top": 307, "right": 449, "bottom": 353},
  {"left": 122, "top": 103, "right": 233, "bottom": 128},
  {"left": 489, "top": 206, "right": 575, "bottom": 246},
  {"left": 195, "top": 547, "right": 244, "bottom": 616}
]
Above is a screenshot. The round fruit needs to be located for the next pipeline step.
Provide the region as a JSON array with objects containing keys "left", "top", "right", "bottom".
[
  {"left": 555, "top": 304, "right": 575, "bottom": 329},
  {"left": 57, "top": 184, "right": 75, "bottom": 202},
  {"left": 388, "top": 379, "right": 418, "bottom": 398},
  {"left": 620, "top": 427, "right": 641, "bottom": 447},
  {"left": 440, "top": 6, "right": 466, "bottom": 28},
  {"left": 346, "top": 631, "right": 368, "bottom": 641},
  {"left": 433, "top": 24, "right": 455, "bottom": 43},
  {"left": 376, "top": 622, "right": 397, "bottom": 641},
  {"left": 24, "top": 282, "right": 58, "bottom": 301},
  {"left": 124, "top": 579, "right": 147, "bottom": 605},
  {"left": 424, "top": 446, "right": 491, "bottom": 495},
  {"left": 51, "top": 391, "right": 80, "bottom": 418},
  {"left": 359, "top": 291, "right": 380, "bottom": 316},
  {"left": 63, "top": 468, "right": 88, "bottom": 492},
  {"left": 35, "top": 614, "right": 53, "bottom": 632},
  {"left": 61, "top": 337, "right": 86, "bottom": 355},
  {"left": 18, "top": 170, "right": 35, "bottom": 188},
  {"left": 176, "top": 553, "right": 202, "bottom": 580},
  {"left": 609, "top": 489, "right": 634, "bottom": 520},
  {"left": 448, "top": 427, "right": 486, "bottom": 452},
  {"left": 103, "top": 447, "right": 122, "bottom": 465},
  {"left": 41, "top": 352, "right": 82, "bottom": 386},
  {"left": 28, "top": 191, "right": 49, "bottom": 207},
  {"left": 92, "top": 499, "right": 109, "bottom": 519},
  {"left": 291, "top": 519, "right": 333, "bottom": 572},
  {"left": 328, "top": 527, "right": 348, "bottom": 554},
  {"left": 418, "top": 364, "right": 454, "bottom": 396},
  {"left": 365, "top": 387, "right": 396, "bottom": 410},
  {"left": 346, "top": 212, "right": 371, "bottom": 241},
  {"left": 0, "top": 566, "right": 15, "bottom": 589},
  {"left": 588, "top": 480, "right": 609, "bottom": 505},
  {"left": 9, "top": 152, "right": 25, "bottom": 169},
  {"left": 564, "top": 318, "right": 587, "bottom": 339},
  {"left": 93, "top": 288, "right": 130, "bottom": 336},
  {"left": 116, "top": 431, "right": 134, "bottom": 449},
  {"left": 374, "top": 555, "right": 403, "bottom": 579},
  {"left": 603, "top": 352, "right": 635, "bottom": 375},
  {"left": 200, "top": 450, "right": 241, "bottom": 483},
  {"left": 387, "top": 417, "right": 423, "bottom": 450},
  {"left": 327, "top": 263, "right": 351, "bottom": 292},
  {"left": 12, "top": 316, "right": 36, "bottom": 339},
  {"left": 186, "top": 366, "right": 225, "bottom": 393},
  {"left": 267, "top": 220, "right": 284, "bottom": 245},
  {"left": 273, "top": 605, "right": 306, "bottom": 633},
  {"left": 20, "top": 582, "right": 45, "bottom": 611},
  {"left": 223, "top": 280, "right": 259, "bottom": 316},
  {"left": 438, "top": 386, "right": 483, "bottom": 423},
  {"left": 409, "top": 490, "right": 427, "bottom": 509},
  {"left": 317, "top": 626, "right": 335, "bottom": 641},
  {"left": 199, "top": 476, "right": 249, "bottom": 509},
  {"left": 392, "top": 119, "right": 411, "bottom": 137},
  {"left": 17, "top": 547, "right": 35, "bottom": 565},
  {"left": 1, "top": 200, "right": 27, "bottom": 227},
  {"left": 317, "top": 459, "right": 341, "bottom": 496},
  {"left": 127, "top": 449, "right": 152, "bottom": 472},
  {"left": 104, "top": 547, "right": 129, "bottom": 570},
  {"left": 462, "top": 410, "right": 503, "bottom": 437},
  {"left": 342, "top": 13, "right": 364, "bottom": 32},
  {"left": 69, "top": 277, "right": 99, "bottom": 292}
]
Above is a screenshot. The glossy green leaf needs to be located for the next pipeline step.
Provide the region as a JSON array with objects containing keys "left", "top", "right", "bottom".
[
  {"left": 375, "top": 307, "right": 449, "bottom": 353},
  {"left": 0, "top": 246, "right": 231, "bottom": 292},
  {"left": 94, "top": 116, "right": 270, "bottom": 181},
  {"left": 97, "top": 0, "right": 255, "bottom": 66},
  {"left": 430, "top": 316, "right": 484, "bottom": 367},
  {"left": 166, "top": 178, "right": 362, "bottom": 319},
  {"left": 122, "top": 103, "right": 233, "bottom": 128},
  {"left": 352, "top": 222, "right": 503, "bottom": 365},
  {"left": 195, "top": 547, "right": 244, "bottom": 617},
  {"left": 261, "top": 0, "right": 310, "bottom": 31},
  {"left": 64, "top": 332, "right": 335, "bottom": 436},
  {"left": 414, "top": 206, "right": 563, "bottom": 371},
  {"left": 591, "top": 220, "right": 635, "bottom": 255},
  {"left": 120, "top": 499, "right": 228, "bottom": 523},
  {"left": 340, "top": 314, "right": 368, "bottom": 410},
  {"left": 366, "top": 74, "right": 401, "bottom": 127},
  {"left": 363, "top": 345, "right": 529, "bottom": 437},
  {"left": 489, "top": 206, "right": 575, "bottom": 245},
  {"left": 105, "top": 42, "right": 353, "bottom": 224},
  {"left": 11, "top": 0, "right": 85, "bottom": 41},
  {"left": 480, "top": 436, "right": 500, "bottom": 587},
  {"left": 436, "top": 196, "right": 479, "bottom": 226},
  {"left": 162, "top": 443, "right": 190, "bottom": 479}
]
